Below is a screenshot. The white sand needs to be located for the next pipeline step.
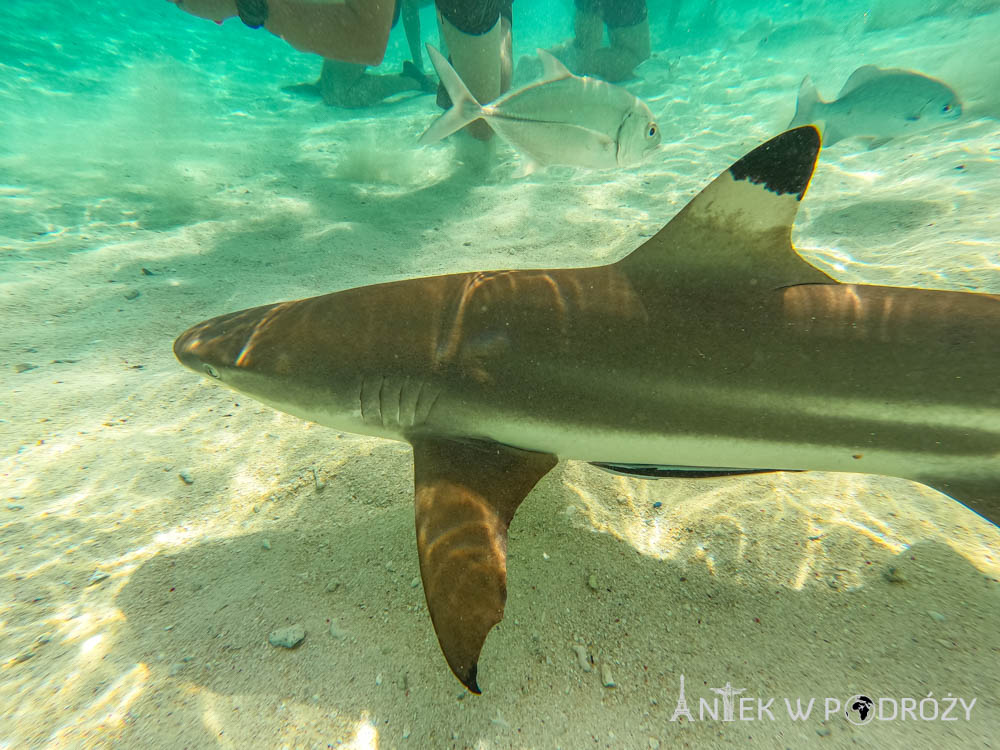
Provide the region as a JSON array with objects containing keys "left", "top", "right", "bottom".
[{"left": 2, "top": 5, "right": 999, "bottom": 749}]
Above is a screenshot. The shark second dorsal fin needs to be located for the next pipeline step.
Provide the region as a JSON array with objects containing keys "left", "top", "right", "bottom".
[
  {"left": 537, "top": 48, "right": 574, "bottom": 81},
  {"left": 412, "top": 437, "right": 557, "bottom": 693},
  {"left": 618, "top": 126, "right": 836, "bottom": 289}
]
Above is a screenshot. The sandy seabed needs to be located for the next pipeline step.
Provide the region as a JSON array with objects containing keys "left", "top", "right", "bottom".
[{"left": 2, "top": 3, "right": 999, "bottom": 749}]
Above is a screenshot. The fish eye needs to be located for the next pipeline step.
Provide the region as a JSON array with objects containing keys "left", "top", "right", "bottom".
[
  {"left": 204, "top": 364, "right": 221, "bottom": 379},
  {"left": 647, "top": 124, "right": 658, "bottom": 138},
  {"left": 942, "top": 103, "right": 953, "bottom": 113}
]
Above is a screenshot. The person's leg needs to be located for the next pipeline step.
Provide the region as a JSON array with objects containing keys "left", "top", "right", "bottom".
[
  {"left": 604, "top": 17, "right": 651, "bottom": 79},
  {"left": 499, "top": 2, "right": 512, "bottom": 93},
  {"left": 435, "top": 0, "right": 508, "bottom": 139},
  {"left": 573, "top": 7, "right": 604, "bottom": 55},
  {"left": 573, "top": 0, "right": 649, "bottom": 82},
  {"left": 402, "top": 0, "right": 425, "bottom": 70}
]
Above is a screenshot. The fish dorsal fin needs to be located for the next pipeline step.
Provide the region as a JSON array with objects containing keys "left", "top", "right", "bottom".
[
  {"left": 536, "top": 48, "right": 574, "bottom": 81},
  {"left": 836, "top": 65, "right": 884, "bottom": 98},
  {"left": 412, "top": 436, "right": 556, "bottom": 693},
  {"left": 618, "top": 126, "right": 836, "bottom": 289}
]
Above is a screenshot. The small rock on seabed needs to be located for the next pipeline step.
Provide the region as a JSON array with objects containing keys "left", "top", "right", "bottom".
[
  {"left": 601, "top": 663, "right": 616, "bottom": 687},
  {"left": 269, "top": 624, "right": 306, "bottom": 648}
]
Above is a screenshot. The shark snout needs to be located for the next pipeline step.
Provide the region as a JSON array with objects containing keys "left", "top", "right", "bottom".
[
  {"left": 173, "top": 302, "right": 287, "bottom": 379},
  {"left": 173, "top": 321, "right": 214, "bottom": 375}
]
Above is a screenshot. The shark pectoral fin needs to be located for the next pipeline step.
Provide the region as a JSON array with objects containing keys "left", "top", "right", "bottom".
[
  {"left": 917, "top": 476, "right": 1000, "bottom": 527},
  {"left": 618, "top": 126, "right": 837, "bottom": 288},
  {"left": 412, "top": 437, "right": 557, "bottom": 693}
]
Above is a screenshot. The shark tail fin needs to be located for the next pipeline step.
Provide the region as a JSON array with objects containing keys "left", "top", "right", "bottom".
[
  {"left": 418, "top": 44, "right": 487, "bottom": 145},
  {"left": 788, "top": 75, "right": 825, "bottom": 130},
  {"left": 412, "top": 437, "right": 556, "bottom": 693},
  {"left": 618, "top": 126, "right": 836, "bottom": 288}
]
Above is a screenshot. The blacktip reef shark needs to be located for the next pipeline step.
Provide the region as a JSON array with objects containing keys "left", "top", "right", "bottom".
[{"left": 174, "top": 127, "right": 1000, "bottom": 693}]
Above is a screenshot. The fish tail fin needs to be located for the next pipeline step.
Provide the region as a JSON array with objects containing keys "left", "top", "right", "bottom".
[
  {"left": 788, "top": 75, "right": 824, "bottom": 130},
  {"left": 823, "top": 123, "right": 845, "bottom": 146},
  {"left": 419, "top": 44, "right": 487, "bottom": 145}
]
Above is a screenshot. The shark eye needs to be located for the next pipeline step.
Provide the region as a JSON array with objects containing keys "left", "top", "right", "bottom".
[
  {"left": 204, "top": 364, "right": 221, "bottom": 379},
  {"left": 942, "top": 103, "right": 953, "bottom": 113},
  {"left": 647, "top": 123, "right": 658, "bottom": 138}
]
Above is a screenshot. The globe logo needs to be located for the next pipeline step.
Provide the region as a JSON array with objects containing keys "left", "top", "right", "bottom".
[{"left": 845, "top": 695, "right": 875, "bottom": 725}]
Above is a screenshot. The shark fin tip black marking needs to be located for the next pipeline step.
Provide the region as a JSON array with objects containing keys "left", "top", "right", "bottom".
[
  {"left": 462, "top": 665, "right": 481, "bottom": 694},
  {"left": 729, "top": 125, "right": 821, "bottom": 200}
]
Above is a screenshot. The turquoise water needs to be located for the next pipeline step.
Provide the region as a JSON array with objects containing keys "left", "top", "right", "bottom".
[{"left": 2, "top": 2, "right": 999, "bottom": 748}]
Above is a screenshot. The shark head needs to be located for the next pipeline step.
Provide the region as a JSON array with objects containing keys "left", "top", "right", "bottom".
[{"left": 173, "top": 297, "right": 369, "bottom": 434}]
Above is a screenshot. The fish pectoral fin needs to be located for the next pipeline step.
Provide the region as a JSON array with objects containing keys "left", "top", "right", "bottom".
[
  {"left": 916, "top": 475, "right": 1000, "bottom": 527},
  {"left": 411, "top": 437, "right": 557, "bottom": 693},
  {"left": 618, "top": 126, "right": 837, "bottom": 288}
]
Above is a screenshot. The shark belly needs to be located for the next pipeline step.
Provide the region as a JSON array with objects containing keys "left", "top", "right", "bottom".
[{"left": 435, "top": 383, "right": 999, "bottom": 486}]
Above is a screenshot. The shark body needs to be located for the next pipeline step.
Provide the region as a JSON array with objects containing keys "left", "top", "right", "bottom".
[{"left": 174, "top": 127, "right": 1000, "bottom": 692}]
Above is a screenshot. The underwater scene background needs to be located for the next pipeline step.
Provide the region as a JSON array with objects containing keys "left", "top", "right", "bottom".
[{"left": 2, "top": 0, "right": 999, "bottom": 747}]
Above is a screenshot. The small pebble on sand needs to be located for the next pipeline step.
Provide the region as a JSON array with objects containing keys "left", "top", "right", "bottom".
[
  {"left": 601, "top": 663, "right": 616, "bottom": 687},
  {"left": 268, "top": 624, "right": 305, "bottom": 648},
  {"left": 86, "top": 571, "right": 110, "bottom": 586}
]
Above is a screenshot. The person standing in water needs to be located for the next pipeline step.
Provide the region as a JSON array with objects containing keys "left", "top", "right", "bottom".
[
  {"left": 432, "top": 0, "right": 513, "bottom": 139},
  {"left": 549, "top": 0, "right": 650, "bottom": 82},
  {"left": 167, "top": 0, "right": 398, "bottom": 64},
  {"left": 311, "top": 0, "right": 436, "bottom": 109},
  {"left": 167, "top": 0, "right": 509, "bottom": 116}
]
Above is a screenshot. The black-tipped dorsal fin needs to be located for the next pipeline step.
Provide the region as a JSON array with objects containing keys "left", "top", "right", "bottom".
[
  {"left": 618, "top": 126, "right": 836, "bottom": 289},
  {"left": 412, "top": 437, "right": 556, "bottom": 693}
]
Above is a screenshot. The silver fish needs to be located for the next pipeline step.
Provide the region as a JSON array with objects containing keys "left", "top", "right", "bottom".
[
  {"left": 789, "top": 65, "right": 962, "bottom": 147},
  {"left": 419, "top": 44, "right": 661, "bottom": 168}
]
